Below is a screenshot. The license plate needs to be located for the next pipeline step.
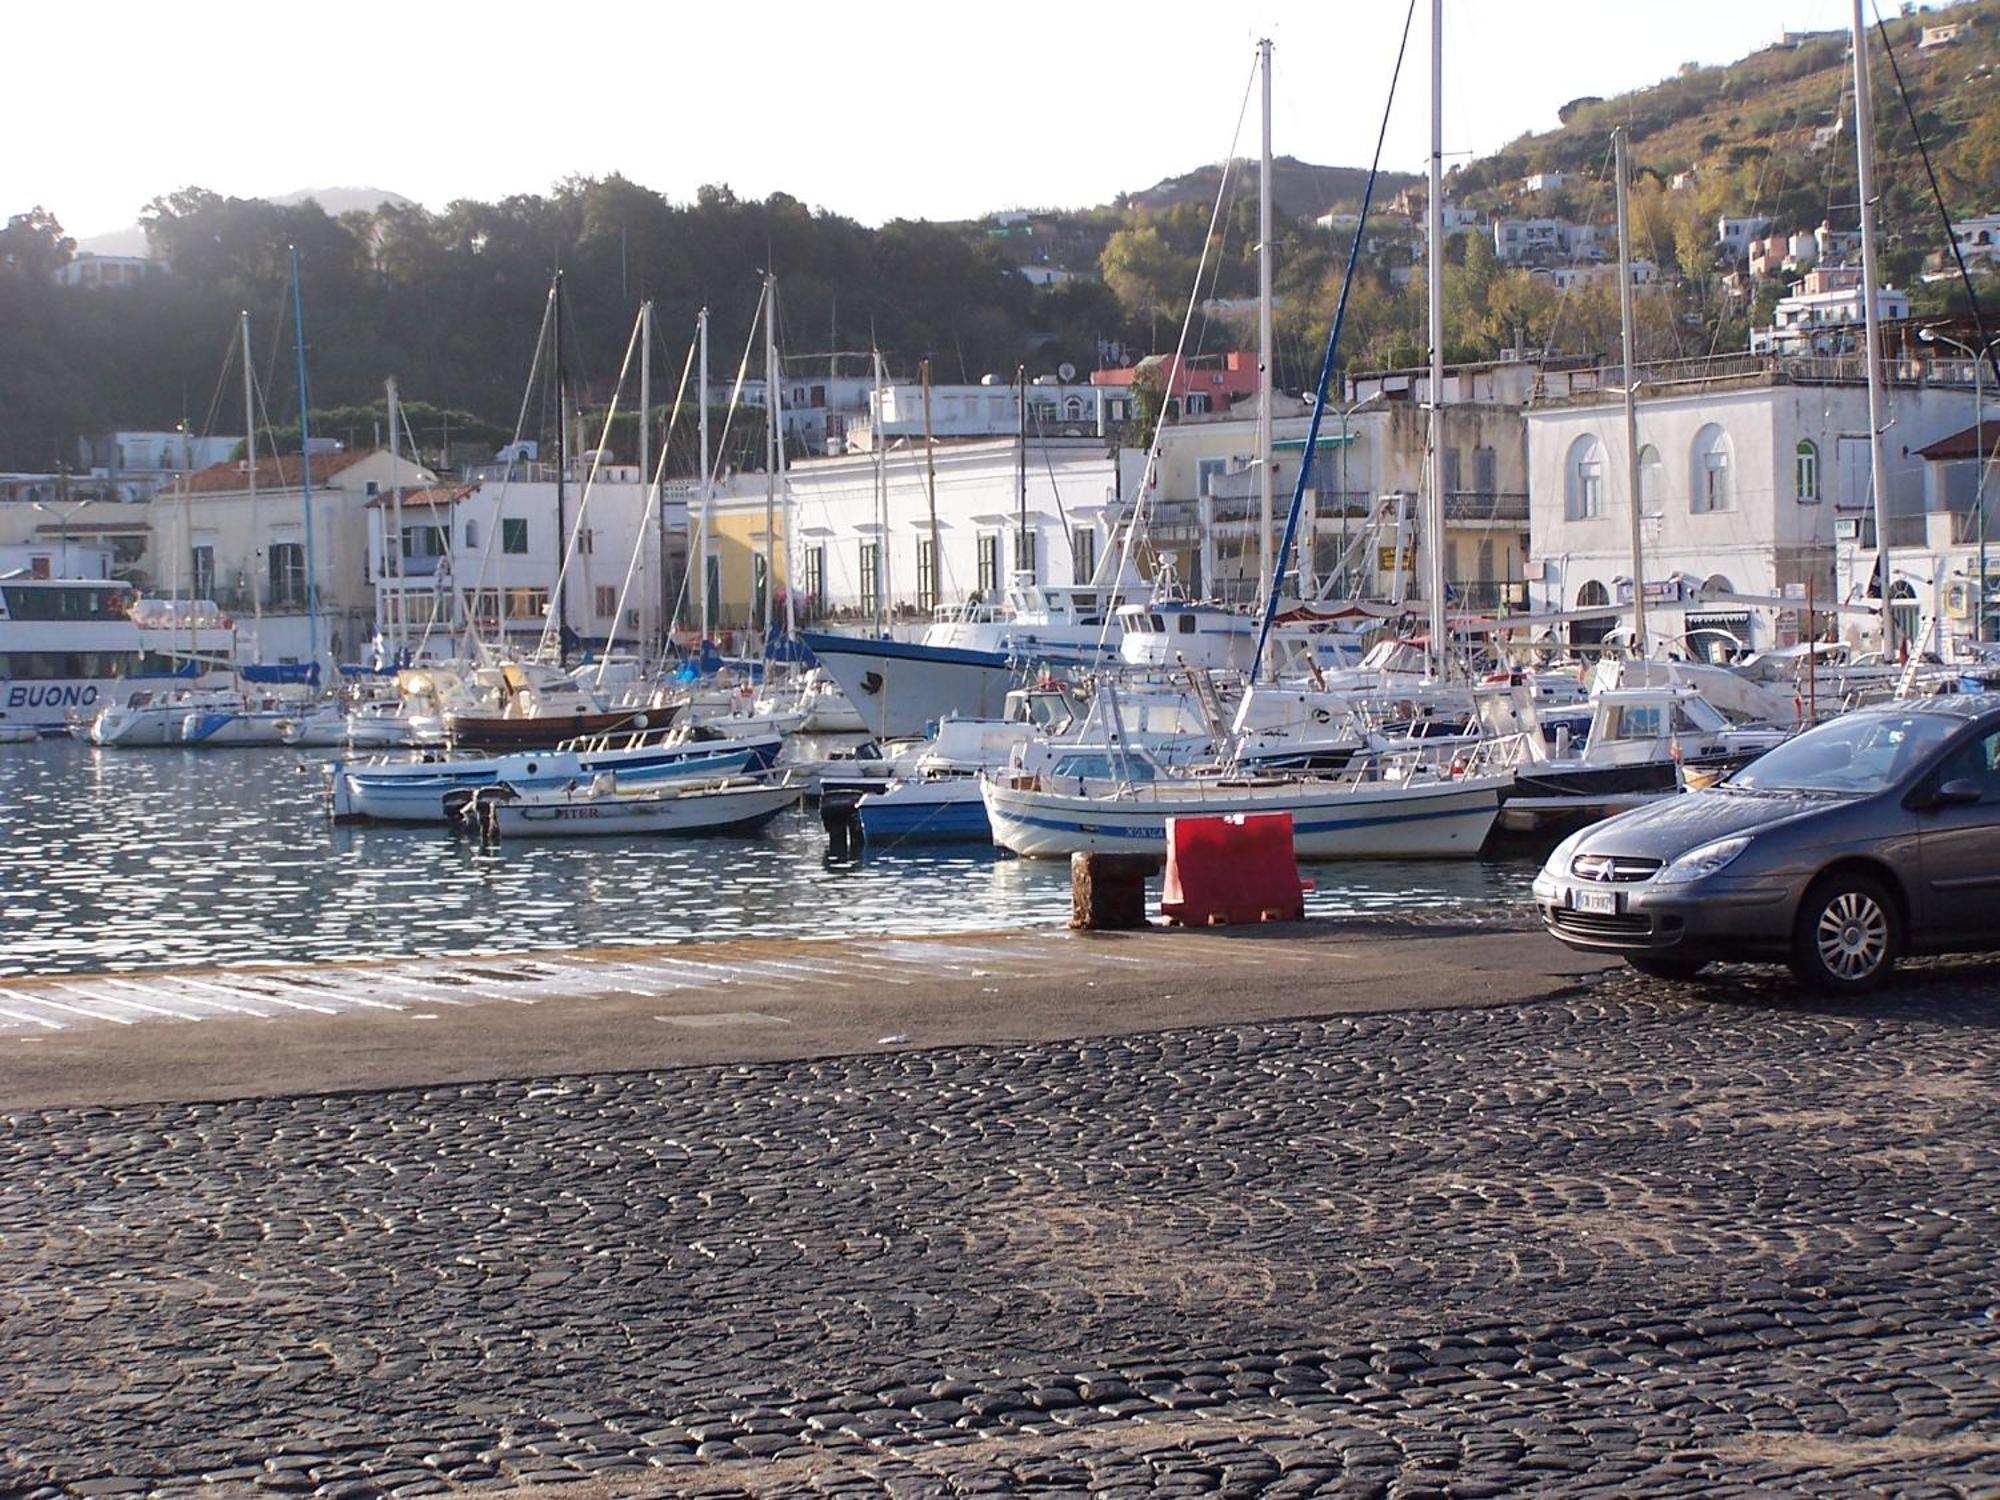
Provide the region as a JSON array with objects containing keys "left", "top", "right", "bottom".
[{"left": 1572, "top": 888, "right": 1620, "bottom": 915}]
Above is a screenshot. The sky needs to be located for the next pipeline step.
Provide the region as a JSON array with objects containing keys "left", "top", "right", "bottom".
[{"left": 5, "top": 0, "right": 1916, "bottom": 244}]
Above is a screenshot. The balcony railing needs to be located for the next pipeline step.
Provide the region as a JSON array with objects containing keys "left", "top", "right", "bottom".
[{"left": 1443, "top": 491, "right": 1529, "bottom": 522}]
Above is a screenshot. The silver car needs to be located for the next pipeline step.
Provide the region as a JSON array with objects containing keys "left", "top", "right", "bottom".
[{"left": 1534, "top": 694, "right": 2000, "bottom": 991}]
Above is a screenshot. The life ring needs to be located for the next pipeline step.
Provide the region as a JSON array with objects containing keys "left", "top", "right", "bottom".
[{"left": 1310, "top": 707, "right": 1332, "bottom": 725}]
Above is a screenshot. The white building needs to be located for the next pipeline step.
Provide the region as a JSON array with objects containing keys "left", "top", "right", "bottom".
[
  {"left": 1750, "top": 266, "right": 1910, "bottom": 354},
  {"left": 1521, "top": 171, "right": 1570, "bottom": 194},
  {"left": 168, "top": 448, "right": 433, "bottom": 665},
  {"left": 1492, "top": 218, "right": 1567, "bottom": 265},
  {"left": 53, "top": 253, "right": 165, "bottom": 290},
  {"left": 705, "top": 436, "right": 1136, "bottom": 631},
  {"left": 858, "top": 380, "right": 1109, "bottom": 447},
  {"left": 75, "top": 430, "right": 244, "bottom": 503},
  {"left": 1716, "top": 216, "right": 1773, "bottom": 261},
  {"left": 365, "top": 470, "right": 688, "bottom": 659},
  {"left": 1527, "top": 367, "right": 1979, "bottom": 653},
  {"left": 1947, "top": 211, "right": 2000, "bottom": 266}
]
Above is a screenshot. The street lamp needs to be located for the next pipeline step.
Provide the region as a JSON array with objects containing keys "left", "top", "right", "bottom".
[
  {"left": 1918, "top": 326, "right": 1995, "bottom": 643},
  {"left": 30, "top": 498, "right": 89, "bottom": 578}
]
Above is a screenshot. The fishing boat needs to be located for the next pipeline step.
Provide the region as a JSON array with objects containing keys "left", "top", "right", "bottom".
[
  {"left": 444, "top": 660, "right": 678, "bottom": 749},
  {"left": 467, "top": 772, "right": 802, "bottom": 840},
  {"left": 330, "top": 729, "right": 781, "bottom": 823},
  {"left": 980, "top": 746, "right": 1509, "bottom": 860}
]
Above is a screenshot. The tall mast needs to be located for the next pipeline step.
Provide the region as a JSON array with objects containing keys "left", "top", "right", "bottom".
[
  {"left": 288, "top": 246, "right": 321, "bottom": 672},
  {"left": 921, "top": 357, "right": 941, "bottom": 608},
  {"left": 698, "top": 306, "right": 711, "bottom": 638},
  {"left": 872, "top": 345, "right": 889, "bottom": 635},
  {"left": 1256, "top": 35, "right": 1276, "bottom": 609},
  {"left": 240, "top": 309, "right": 261, "bottom": 660},
  {"left": 552, "top": 270, "right": 571, "bottom": 667},
  {"left": 1016, "top": 364, "right": 1028, "bottom": 578},
  {"left": 639, "top": 298, "right": 655, "bottom": 656},
  {"left": 763, "top": 272, "right": 779, "bottom": 640},
  {"left": 386, "top": 375, "right": 404, "bottom": 660},
  {"left": 1614, "top": 128, "right": 1649, "bottom": 659},
  {"left": 1851, "top": 0, "right": 1897, "bottom": 660},
  {"left": 1422, "top": 0, "right": 1449, "bottom": 677}
]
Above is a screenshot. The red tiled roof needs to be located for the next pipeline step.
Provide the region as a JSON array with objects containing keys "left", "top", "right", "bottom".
[
  {"left": 366, "top": 483, "right": 479, "bottom": 510},
  {"left": 1917, "top": 424, "right": 2000, "bottom": 462},
  {"left": 183, "top": 450, "right": 372, "bottom": 493}
]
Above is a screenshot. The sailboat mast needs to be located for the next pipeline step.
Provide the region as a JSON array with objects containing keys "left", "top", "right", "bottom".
[
  {"left": 1851, "top": 0, "right": 1897, "bottom": 661},
  {"left": 240, "top": 310, "right": 261, "bottom": 660},
  {"left": 386, "top": 375, "right": 404, "bottom": 661},
  {"left": 1422, "top": 0, "right": 1448, "bottom": 676},
  {"left": 1257, "top": 35, "right": 1276, "bottom": 609},
  {"left": 1614, "top": 127, "right": 1649, "bottom": 659},
  {"left": 698, "top": 306, "right": 712, "bottom": 638},
  {"left": 553, "top": 270, "right": 571, "bottom": 667},
  {"left": 873, "top": 346, "right": 889, "bottom": 636},
  {"left": 288, "top": 245, "right": 321, "bottom": 672},
  {"left": 638, "top": 299, "right": 653, "bottom": 652},
  {"left": 922, "top": 358, "right": 941, "bottom": 607},
  {"left": 763, "top": 273, "right": 779, "bottom": 640},
  {"left": 1016, "top": 364, "right": 1028, "bottom": 576}
]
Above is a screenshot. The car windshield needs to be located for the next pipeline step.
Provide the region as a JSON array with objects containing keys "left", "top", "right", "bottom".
[{"left": 1730, "top": 711, "right": 1959, "bottom": 794}]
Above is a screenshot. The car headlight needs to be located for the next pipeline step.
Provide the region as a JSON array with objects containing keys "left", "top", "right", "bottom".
[
  {"left": 1654, "top": 834, "right": 1752, "bottom": 886},
  {"left": 1538, "top": 827, "right": 1590, "bottom": 883}
]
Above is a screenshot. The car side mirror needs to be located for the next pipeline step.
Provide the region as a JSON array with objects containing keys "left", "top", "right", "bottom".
[{"left": 1933, "top": 778, "right": 1985, "bottom": 808}]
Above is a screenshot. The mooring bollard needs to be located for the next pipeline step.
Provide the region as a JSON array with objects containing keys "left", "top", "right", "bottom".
[{"left": 1070, "top": 851, "right": 1163, "bottom": 931}]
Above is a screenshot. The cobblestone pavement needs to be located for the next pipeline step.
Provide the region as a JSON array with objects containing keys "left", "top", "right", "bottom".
[{"left": 3, "top": 955, "right": 1999, "bottom": 1498}]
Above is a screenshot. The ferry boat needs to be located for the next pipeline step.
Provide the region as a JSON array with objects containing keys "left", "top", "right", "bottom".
[{"left": 0, "top": 577, "right": 235, "bottom": 733}]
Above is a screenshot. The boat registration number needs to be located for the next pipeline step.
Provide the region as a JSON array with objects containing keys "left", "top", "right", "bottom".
[{"left": 1571, "top": 888, "right": 1620, "bottom": 915}]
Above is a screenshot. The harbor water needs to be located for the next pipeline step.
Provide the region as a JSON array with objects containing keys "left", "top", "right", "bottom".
[{"left": 0, "top": 740, "right": 1536, "bottom": 980}]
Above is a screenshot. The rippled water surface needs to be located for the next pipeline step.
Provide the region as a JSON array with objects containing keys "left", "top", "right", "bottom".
[{"left": 0, "top": 739, "right": 1536, "bottom": 978}]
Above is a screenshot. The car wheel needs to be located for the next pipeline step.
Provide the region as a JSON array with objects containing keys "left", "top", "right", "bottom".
[
  {"left": 1791, "top": 874, "right": 1899, "bottom": 993},
  {"left": 1626, "top": 955, "right": 1709, "bottom": 981}
]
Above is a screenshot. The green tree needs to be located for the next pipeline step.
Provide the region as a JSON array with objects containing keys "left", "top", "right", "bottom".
[{"left": 0, "top": 207, "right": 75, "bottom": 279}]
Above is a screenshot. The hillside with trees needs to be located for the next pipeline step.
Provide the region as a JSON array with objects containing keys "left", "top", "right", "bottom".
[{"left": 0, "top": 1, "right": 1994, "bottom": 473}]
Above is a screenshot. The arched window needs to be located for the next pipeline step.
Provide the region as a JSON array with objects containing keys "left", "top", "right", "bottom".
[
  {"left": 1638, "top": 443, "right": 1664, "bottom": 517},
  {"left": 1572, "top": 579, "right": 1612, "bottom": 648},
  {"left": 1565, "top": 434, "right": 1606, "bottom": 520},
  {"left": 1795, "top": 439, "right": 1820, "bottom": 503},
  {"left": 1063, "top": 396, "right": 1084, "bottom": 421},
  {"left": 1891, "top": 579, "right": 1920, "bottom": 648},
  {"left": 1704, "top": 573, "right": 1734, "bottom": 597},
  {"left": 1691, "top": 424, "right": 1732, "bottom": 513}
]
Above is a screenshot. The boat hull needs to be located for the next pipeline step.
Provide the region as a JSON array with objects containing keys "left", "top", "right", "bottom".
[
  {"left": 488, "top": 780, "right": 801, "bottom": 839},
  {"left": 980, "top": 773, "right": 1507, "bottom": 860},
  {"left": 855, "top": 779, "right": 992, "bottom": 844},
  {"left": 339, "top": 737, "right": 781, "bottom": 823},
  {"left": 799, "top": 632, "right": 1018, "bottom": 740},
  {"left": 446, "top": 704, "right": 678, "bottom": 750}
]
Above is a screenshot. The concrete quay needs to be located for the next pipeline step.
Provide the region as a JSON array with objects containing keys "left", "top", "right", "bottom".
[{"left": 2, "top": 920, "right": 1998, "bottom": 1497}]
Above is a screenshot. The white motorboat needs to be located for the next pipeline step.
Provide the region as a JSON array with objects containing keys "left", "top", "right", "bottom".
[
  {"left": 980, "top": 749, "right": 1508, "bottom": 860},
  {"left": 795, "top": 669, "right": 867, "bottom": 733},
  {"left": 0, "top": 712, "right": 40, "bottom": 744},
  {"left": 469, "top": 772, "right": 802, "bottom": 840},
  {"left": 331, "top": 730, "right": 784, "bottom": 823}
]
